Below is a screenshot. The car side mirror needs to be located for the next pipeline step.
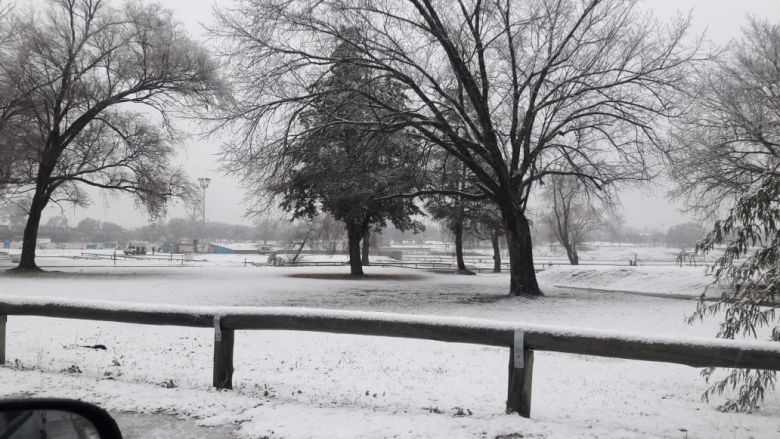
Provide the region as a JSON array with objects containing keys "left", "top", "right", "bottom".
[{"left": 0, "top": 398, "right": 122, "bottom": 438}]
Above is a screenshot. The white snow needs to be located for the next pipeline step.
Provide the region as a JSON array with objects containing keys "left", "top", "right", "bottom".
[
  {"left": 537, "top": 265, "right": 719, "bottom": 298},
  {"left": 11, "top": 248, "right": 405, "bottom": 268},
  {"left": 0, "top": 253, "right": 778, "bottom": 438},
  {"left": 532, "top": 242, "right": 720, "bottom": 263}
]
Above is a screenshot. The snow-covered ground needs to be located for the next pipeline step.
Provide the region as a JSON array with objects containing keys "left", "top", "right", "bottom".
[
  {"left": 399, "top": 242, "right": 722, "bottom": 269},
  {"left": 8, "top": 248, "right": 398, "bottom": 268},
  {"left": 537, "top": 265, "right": 720, "bottom": 298},
  {"left": 533, "top": 242, "right": 705, "bottom": 262},
  {"left": 0, "top": 253, "right": 777, "bottom": 438}
]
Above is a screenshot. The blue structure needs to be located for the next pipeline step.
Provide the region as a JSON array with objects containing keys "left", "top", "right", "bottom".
[{"left": 211, "top": 244, "right": 235, "bottom": 254}]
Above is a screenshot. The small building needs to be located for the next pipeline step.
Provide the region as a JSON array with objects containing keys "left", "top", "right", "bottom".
[
  {"left": 207, "top": 242, "right": 265, "bottom": 254},
  {"left": 175, "top": 242, "right": 196, "bottom": 253},
  {"left": 85, "top": 242, "right": 118, "bottom": 250},
  {"left": 209, "top": 243, "right": 235, "bottom": 254}
]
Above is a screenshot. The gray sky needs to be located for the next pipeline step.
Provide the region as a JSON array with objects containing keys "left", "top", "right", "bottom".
[{"left": 44, "top": 0, "right": 780, "bottom": 230}]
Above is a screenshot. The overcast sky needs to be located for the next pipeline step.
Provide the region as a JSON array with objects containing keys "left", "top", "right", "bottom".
[{"left": 40, "top": 0, "right": 780, "bottom": 230}]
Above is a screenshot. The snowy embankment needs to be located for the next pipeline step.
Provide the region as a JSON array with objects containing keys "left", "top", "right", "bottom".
[
  {"left": 538, "top": 265, "right": 719, "bottom": 299},
  {"left": 0, "top": 256, "right": 777, "bottom": 438}
]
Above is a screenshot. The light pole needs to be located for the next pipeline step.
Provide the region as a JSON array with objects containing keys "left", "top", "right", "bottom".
[{"left": 197, "top": 177, "right": 211, "bottom": 252}]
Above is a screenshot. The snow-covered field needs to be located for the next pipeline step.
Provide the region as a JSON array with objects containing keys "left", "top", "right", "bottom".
[
  {"left": 11, "top": 248, "right": 404, "bottom": 268},
  {"left": 0, "top": 252, "right": 777, "bottom": 438},
  {"left": 533, "top": 242, "right": 706, "bottom": 262}
]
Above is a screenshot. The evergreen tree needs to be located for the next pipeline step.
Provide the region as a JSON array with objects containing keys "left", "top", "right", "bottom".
[{"left": 274, "top": 28, "right": 423, "bottom": 275}]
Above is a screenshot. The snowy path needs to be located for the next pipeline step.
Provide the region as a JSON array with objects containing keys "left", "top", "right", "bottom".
[{"left": 111, "top": 412, "right": 237, "bottom": 439}]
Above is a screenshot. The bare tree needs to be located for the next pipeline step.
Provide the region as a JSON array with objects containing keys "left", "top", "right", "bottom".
[
  {"left": 672, "top": 18, "right": 780, "bottom": 413},
  {"left": 0, "top": 1, "right": 14, "bottom": 59},
  {"left": 468, "top": 202, "right": 504, "bottom": 272},
  {"left": 212, "top": 0, "right": 702, "bottom": 295},
  {"left": 542, "top": 175, "right": 605, "bottom": 265},
  {"left": 0, "top": 0, "right": 221, "bottom": 271},
  {"left": 0, "top": 1, "right": 14, "bottom": 52},
  {"left": 0, "top": 1, "right": 21, "bottom": 197},
  {"left": 670, "top": 19, "right": 779, "bottom": 213},
  {"left": 424, "top": 150, "right": 474, "bottom": 273}
]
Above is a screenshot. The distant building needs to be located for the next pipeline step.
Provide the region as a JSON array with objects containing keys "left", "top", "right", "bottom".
[
  {"left": 208, "top": 243, "right": 234, "bottom": 254},
  {"left": 85, "top": 242, "right": 118, "bottom": 250},
  {"left": 175, "top": 242, "right": 196, "bottom": 253},
  {"left": 207, "top": 243, "right": 260, "bottom": 254}
]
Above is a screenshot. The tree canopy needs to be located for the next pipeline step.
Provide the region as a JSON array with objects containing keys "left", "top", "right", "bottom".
[
  {"left": 0, "top": 0, "right": 222, "bottom": 270},
  {"left": 224, "top": 28, "right": 424, "bottom": 274},
  {"left": 542, "top": 174, "right": 607, "bottom": 265},
  {"left": 212, "top": 0, "right": 703, "bottom": 295}
]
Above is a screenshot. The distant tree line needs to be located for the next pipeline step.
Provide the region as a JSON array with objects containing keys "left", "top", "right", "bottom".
[
  {"left": 0, "top": 213, "right": 260, "bottom": 245},
  {"left": 0, "top": 208, "right": 449, "bottom": 250}
]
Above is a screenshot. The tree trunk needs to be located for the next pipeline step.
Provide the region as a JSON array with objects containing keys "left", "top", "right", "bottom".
[
  {"left": 491, "top": 230, "right": 502, "bottom": 273},
  {"left": 504, "top": 210, "right": 542, "bottom": 296},
  {"left": 453, "top": 219, "right": 466, "bottom": 271},
  {"left": 291, "top": 227, "right": 312, "bottom": 263},
  {"left": 346, "top": 223, "right": 364, "bottom": 276},
  {"left": 361, "top": 228, "right": 370, "bottom": 266},
  {"left": 14, "top": 185, "right": 51, "bottom": 271},
  {"left": 562, "top": 240, "right": 579, "bottom": 265}
]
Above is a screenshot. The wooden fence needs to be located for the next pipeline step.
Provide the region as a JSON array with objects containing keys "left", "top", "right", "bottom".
[
  {"left": 274, "top": 260, "right": 543, "bottom": 274},
  {"left": 1, "top": 298, "right": 780, "bottom": 418}
]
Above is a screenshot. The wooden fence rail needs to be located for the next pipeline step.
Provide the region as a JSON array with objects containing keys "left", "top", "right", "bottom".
[
  {"left": 277, "top": 261, "right": 544, "bottom": 274},
  {"left": 1, "top": 298, "right": 780, "bottom": 418}
]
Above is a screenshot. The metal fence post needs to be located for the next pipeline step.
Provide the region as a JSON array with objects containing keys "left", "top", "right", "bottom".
[
  {"left": 213, "top": 316, "right": 234, "bottom": 390},
  {"left": 0, "top": 315, "right": 6, "bottom": 364},
  {"left": 507, "top": 330, "right": 533, "bottom": 417}
]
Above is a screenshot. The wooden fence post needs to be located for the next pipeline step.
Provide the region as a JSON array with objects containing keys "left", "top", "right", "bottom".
[
  {"left": 0, "top": 315, "right": 6, "bottom": 365},
  {"left": 507, "top": 331, "right": 533, "bottom": 418},
  {"left": 213, "top": 316, "right": 234, "bottom": 390}
]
